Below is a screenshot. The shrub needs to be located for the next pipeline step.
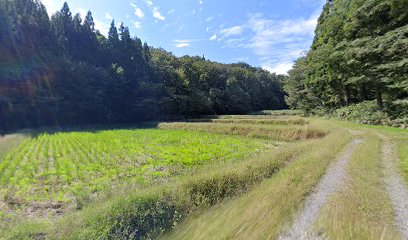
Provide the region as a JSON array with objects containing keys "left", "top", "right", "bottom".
[{"left": 332, "top": 101, "right": 391, "bottom": 125}]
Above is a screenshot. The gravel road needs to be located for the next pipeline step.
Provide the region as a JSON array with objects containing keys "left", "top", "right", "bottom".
[{"left": 278, "top": 139, "right": 364, "bottom": 240}]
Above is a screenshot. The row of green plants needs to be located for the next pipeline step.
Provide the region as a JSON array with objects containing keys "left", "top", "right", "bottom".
[{"left": 0, "top": 129, "right": 263, "bottom": 204}]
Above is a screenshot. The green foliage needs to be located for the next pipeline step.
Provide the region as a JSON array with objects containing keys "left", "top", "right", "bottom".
[
  {"left": 332, "top": 101, "right": 390, "bottom": 125},
  {"left": 331, "top": 101, "right": 408, "bottom": 127},
  {"left": 284, "top": 0, "right": 408, "bottom": 120},
  {"left": 0, "top": 0, "right": 286, "bottom": 132}
]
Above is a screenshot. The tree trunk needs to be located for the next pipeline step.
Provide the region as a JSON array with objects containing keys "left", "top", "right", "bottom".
[
  {"left": 376, "top": 84, "right": 383, "bottom": 110},
  {"left": 360, "top": 84, "right": 368, "bottom": 101},
  {"left": 344, "top": 85, "right": 351, "bottom": 106}
]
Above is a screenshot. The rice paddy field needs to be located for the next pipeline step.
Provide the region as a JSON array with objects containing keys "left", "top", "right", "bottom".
[
  {"left": 0, "top": 129, "right": 266, "bottom": 206},
  {"left": 1, "top": 112, "right": 407, "bottom": 240}
]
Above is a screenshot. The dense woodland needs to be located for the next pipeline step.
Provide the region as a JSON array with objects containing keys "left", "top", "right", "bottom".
[
  {"left": 0, "top": 0, "right": 286, "bottom": 131},
  {"left": 285, "top": 0, "right": 408, "bottom": 119}
]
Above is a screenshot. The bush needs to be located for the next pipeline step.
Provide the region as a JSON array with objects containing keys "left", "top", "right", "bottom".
[
  {"left": 331, "top": 101, "right": 408, "bottom": 128},
  {"left": 332, "top": 101, "right": 391, "bottom": 125}
]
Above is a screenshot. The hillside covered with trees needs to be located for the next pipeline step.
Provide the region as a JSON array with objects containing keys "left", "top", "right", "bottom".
[
  {"left": 284, "top": 0, "right": 408, "bottom": 124},
  {"left": 0, "top": 0, "right": 286, "bottom": 132}
]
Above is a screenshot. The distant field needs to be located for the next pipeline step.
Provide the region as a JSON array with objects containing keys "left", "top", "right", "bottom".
[
  {"left": 159, "top": 121, "right": 325, "bottom": 141},
  {"left": 0, "top": 129, "right": 264, "bottom": 206}
]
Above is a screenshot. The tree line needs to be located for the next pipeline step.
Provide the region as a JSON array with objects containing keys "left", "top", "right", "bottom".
[
  {"left": 284, "top": 0, "right": 408, "bottom": 118},
  {"left": 0, "top": 0, "right": 286, "bottom": 132}
]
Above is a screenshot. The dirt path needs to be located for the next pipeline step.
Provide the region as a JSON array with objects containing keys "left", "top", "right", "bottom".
[
  {"left": 382, "top": 140, "right": 408, "bottom": 239},
  {"left": 278, "top": 139, "right": 363, "bottom": 240}
]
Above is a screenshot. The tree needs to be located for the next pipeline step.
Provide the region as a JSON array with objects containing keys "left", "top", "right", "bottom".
[{"left": 285, "top": 0, "right": 408, "bottom": 115}]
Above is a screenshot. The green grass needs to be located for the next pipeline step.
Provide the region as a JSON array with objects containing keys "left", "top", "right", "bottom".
[
  {"left": 397, "top": 138, "right": 408, "bottom": 184},
  {"left": 0, "top": 129, "right": 264, "bottom": 205},
  {"left": 0, "top": 133, "right": 28, "bottom": 160}
]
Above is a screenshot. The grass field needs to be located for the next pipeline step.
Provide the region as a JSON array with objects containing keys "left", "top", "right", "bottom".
[{"left": 1, "top": 112, "right": 407, "bottom": 240}]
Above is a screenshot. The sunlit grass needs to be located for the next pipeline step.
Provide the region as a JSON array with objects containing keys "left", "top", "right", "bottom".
[{"left": 397, "top": 138, "right": 408, "bottom": 184}]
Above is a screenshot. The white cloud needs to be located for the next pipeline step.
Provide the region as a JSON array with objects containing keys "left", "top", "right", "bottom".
[
  {"left": 174, "top": 40, "right": 191, "bottom": 48},
  {"left": 262, "top": 62, "right": 294, "bottom": 75},
  {"left": 135, "top": 8, "right": 144, "bottom": 18},
  {"left": 130, "top": 3, "right": 145, "bottom": 18},
  {"left": 94, "top": 19, "right": 110, "bottom": 36},
  {"left": 132, "top": 21, "right": 141, "bottom": 29},
  {"left": 219, "top": 26, "right": 243, "bottom": 39},
  {"left": 205, "top": 16, "right": 214, "bottom": 22},
  {"left": 76, "top": 8, "right": 88, "bottom": 19},
  {"left": 168, "top": 9, "right": 175, "bottom": 14},
  {"left": 153, "top": 8, "right": 165, "bottom": 21},
  {"left": 214, "top": 10, "right": 320, "bottom": 74},
  {"left": 105, "top": 12, "right": 113, "bottom": 20},
  {"left": 147, "top": 0, "right": 153, "bottom": 6},
  {"left": 41, "top": 0, "right": 64, "bottom": 16},
  {"left": 176, "top": 43, "right": 191, "bottom": 48},
  {"left": 199, "top": 0, "right": 203, "bottom": 4},
  {"left": 209, "top": 34, "right": 217, "bottom": 41},
  {"left": 174, "top": 39, "right": 205, "bottom": 47},
  {"left": 242, "top": 13, "right": 318, "bottom": 74}
]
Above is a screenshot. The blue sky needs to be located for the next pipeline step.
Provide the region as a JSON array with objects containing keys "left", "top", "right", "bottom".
[{"left": 42, "top": 0, "right": 325, "bottom": 74}]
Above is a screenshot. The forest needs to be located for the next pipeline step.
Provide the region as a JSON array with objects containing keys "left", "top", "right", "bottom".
[
  {"left": 284, "top": 0, "right": 408, "bottom": 124},
  {"left": 0, "top": 0, "right": 286, "bottom": 132}
]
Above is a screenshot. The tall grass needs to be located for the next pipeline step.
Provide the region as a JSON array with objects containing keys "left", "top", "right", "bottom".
[
  {"left": 250, "top": 110, "right": 303, "bottom": 116},
  {"left": 158, "top": 122, "right": 326, "bottom": 141},
  {"left": 185, "top": 118, "right": 308, "bottom": 125}
]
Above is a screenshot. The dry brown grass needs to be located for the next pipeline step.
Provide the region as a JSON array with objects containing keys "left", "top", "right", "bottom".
[
  {"left": 185, "top": 118, "right": 308, "bottom": 125},
  {"left": 158, "top": 122, "right": 326, "bottom": 141}
]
